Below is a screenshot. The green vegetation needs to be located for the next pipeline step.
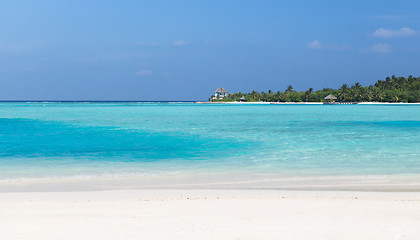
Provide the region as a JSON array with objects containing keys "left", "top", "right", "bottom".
[{"left": 211, "top": 75, "right": 420, "bottom": 103}]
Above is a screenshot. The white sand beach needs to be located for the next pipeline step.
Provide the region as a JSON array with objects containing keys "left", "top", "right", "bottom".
[
  {"left": 195, "top": 101, "right": 420, "bottom": 104},
  {"left": 1, "top": 189, "right": 420, "bottom": 240},
  {"left": 194, "top": 101, "right": 323, "bottom": 104}
]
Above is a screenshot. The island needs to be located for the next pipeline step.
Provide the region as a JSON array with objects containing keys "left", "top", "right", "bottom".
[{"left": 209, "top": 75, "right": 420, "bottom": 103}]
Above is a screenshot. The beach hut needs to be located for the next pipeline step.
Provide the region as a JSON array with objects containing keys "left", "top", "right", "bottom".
[
  {"left": 214, "top": 88, "right": 228, "bottom": 98},
  {"left": 324, "top": 94, "right": 337, "bottom": 103},
  {"left": 239, "top": 96, "right": 247, "bottom": 102}
]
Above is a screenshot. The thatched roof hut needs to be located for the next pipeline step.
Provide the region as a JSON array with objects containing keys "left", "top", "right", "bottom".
[
  {"left": 214, "top": 87, "right": 228, "bottom": 98},
  {"left": 215, "top": 88, "right": 228, "bottom": 93},
  {"left": 324, "top": 94, "right": 337, "bottom": 100}
]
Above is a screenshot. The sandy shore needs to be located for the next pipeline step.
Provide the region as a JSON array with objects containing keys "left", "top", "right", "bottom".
[
  {"left": 3, "top": 173, "right": 420, "bottom": 192},
  {"left": 194, "top": 101, "right": 322, "bottom": 104},
  {"left": 195, "top": 101, "right": 420, "bottom": 104},
  {"left": 1, "top": 189, "right": 420, "bottom": 240}
]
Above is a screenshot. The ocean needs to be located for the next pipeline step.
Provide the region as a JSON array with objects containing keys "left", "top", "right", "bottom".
[{"left": 1, "top": 102, "right": 419, "bottom": 191}]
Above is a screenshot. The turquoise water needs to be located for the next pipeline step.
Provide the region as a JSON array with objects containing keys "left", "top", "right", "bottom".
[{"left": 1, "top": 102, "right": 420, "bottom": 187}]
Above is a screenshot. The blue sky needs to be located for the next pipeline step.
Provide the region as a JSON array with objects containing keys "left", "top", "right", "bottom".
[{"left": 0, "top": 0, "right": 419, "bottom": 100}]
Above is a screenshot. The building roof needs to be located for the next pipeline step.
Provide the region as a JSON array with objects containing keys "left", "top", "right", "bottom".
[
  {"left": 324, "top": 94, "right": 337, "bottom": 100},
  {"left": 215, "top": 87, "right": 228, "bottom": 93},
  {"left": 240, "top": 96, "right": 246, "bottom": 100}
]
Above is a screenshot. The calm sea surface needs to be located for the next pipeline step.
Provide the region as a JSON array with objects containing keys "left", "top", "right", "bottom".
[{"left": 1, "top": 102, "right": 419, "bottom": 190}]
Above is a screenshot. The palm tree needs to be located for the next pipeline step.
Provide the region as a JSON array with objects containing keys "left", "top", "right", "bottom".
[
  {"left": 339, "top": 84, "right": 348, "bottom": 92},
  {"left": 308, "top": 88, "right": 313, "bottom": 94},
  {"left": 304, "top": 88, "right": 313, "bottom": 102},
  {"left": 285, "top": 85, "right": 295, "bottom": 92},
  {"left": 339, "top": 92, "right": 347, "bottom": 102}
]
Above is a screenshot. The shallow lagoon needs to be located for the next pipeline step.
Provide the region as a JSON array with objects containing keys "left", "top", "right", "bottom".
[{"left": 0, "top": 102, "right": 419, "bottom": 190}]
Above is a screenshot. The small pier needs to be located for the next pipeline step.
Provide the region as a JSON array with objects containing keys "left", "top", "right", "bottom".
[
  {"left": 323, "top": 102, "right": 358, "bottom": 105},
  {"left": 323, "top": 94, "right": 357, "bottom": 104}
]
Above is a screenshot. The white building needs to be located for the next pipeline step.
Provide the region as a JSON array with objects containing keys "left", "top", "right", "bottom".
[{"left": 214, "top": 87, "right": 228, "bottom": 98}]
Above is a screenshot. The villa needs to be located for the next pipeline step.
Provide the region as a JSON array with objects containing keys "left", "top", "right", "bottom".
[{"left": 214, "top": 88, "right": 228, "bottom": 99}]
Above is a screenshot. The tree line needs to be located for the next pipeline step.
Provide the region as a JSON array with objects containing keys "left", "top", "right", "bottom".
[{"left": 212, "top": 75, "right": 420, "bottom": 103}]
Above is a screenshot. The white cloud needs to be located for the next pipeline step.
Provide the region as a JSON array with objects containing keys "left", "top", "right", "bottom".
[
  {"left": 372, "top": 27, "right": 416, "bottom": 38},
  {"left": 134, "top": 41, "right": 145, "bottom": 46},
  {"left": 0, "top": 44, "right": 21, "bottom": 52},
  {"left": 372, "top": 15, "right": 402, "bottom": 20},
  {"left": 405, "top": 47, "right": 420, "bottom": 51},
  {"left": 307, "top": 40, "right": 349, "bottom": 50},
  {"left": 134, "top": 41, "right": 160, "bottom": 46},
  {"left": 369, "top": 43, "right": 392, "bottom": 53},
  {"left": 172, "top": 40, "right": 186, "bottom": 46},
  {"left": 307, "top": 40, "right": 322, "bottom": 49},
  {"left": 135, "top": 69, "right": 153, "bottom": 76}
]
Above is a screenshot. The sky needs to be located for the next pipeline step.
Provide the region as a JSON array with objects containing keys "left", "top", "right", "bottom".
[{"left": 0, "top": 0, "right": 419, "bottom": 101}]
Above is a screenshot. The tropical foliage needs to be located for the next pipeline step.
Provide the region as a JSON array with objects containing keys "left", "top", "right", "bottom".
[{"left": 211, "top": 75, "right": 420, "bottom": 103}]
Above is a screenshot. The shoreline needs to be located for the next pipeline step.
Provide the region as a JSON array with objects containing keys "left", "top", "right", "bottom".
[
  {"left": 195, "top": 101, "right": 420, "bottom": 104},
  {"left": 1, "top": 189, "right": 420, "bottom": 240},
  {"left": 3, "top": 173, "right": 420, "bottom": 193}
]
